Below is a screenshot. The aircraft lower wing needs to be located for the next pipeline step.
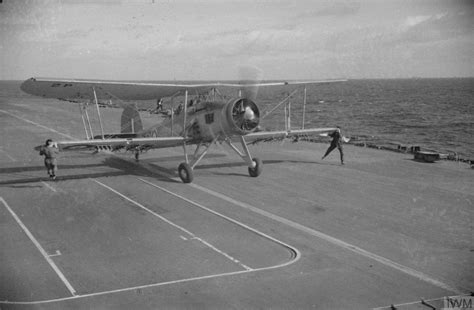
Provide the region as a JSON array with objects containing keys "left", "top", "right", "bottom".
[
  {"left": 34, "top": 136, "right": 186, "bottom": 152},
  {"left": 244, "top": 128, "right": 337, "bottom": 143}
]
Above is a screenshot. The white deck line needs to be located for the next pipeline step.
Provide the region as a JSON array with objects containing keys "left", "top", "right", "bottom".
[
  {"left": 93, "top": 179, "right": 253, "bottom": 271},
  {"left": 0, "top": 180, "right": 300, "bottom": 305},
  {"left": 0, "top": 267, "right": 286, "bottom": 305},
  {"left": 0, "top": 109, "right": 76, "bottom": 140},
  {"left": 0, "top": 148, "right": 17, "bottom": 162},
  {"left": 138, "top": 177, "right": 300, "bottom": 257},
  {"left": 0, "top": 197, "right": 76, "bottom": 296},
  {"left": 41, "top": 181, "right": 57, "bottom": 193},
  {"left": 185, "top": 182, "right": 463, "bottom": 295},
  {"left": 123, "top": 156, "right": 463, "bottom": 295}
]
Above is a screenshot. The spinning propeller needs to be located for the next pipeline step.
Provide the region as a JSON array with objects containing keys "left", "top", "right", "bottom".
[
  {"left": 231, "top": 98, "right": 260, "bottom": 131},
  {"left": 231, "top": 66, "right": 262, "bottom": 132}
]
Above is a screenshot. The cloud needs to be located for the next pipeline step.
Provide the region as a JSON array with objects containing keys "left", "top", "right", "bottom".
[
  {"left": 403, "top": 15, "right": 432, "bottom": 27},
  {"left": 397, "top": 11, "right": 473, "bottom": 44},
  {"left": 298, "top": 1, "right": 360, "bottom": 18}
]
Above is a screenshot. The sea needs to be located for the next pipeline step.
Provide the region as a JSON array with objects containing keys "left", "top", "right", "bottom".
[
  {"left": 258, "top": 78, "right": 474, "bottom": 159},
  {"left": 1, "top": 78, "right": 473, "bottom": 159}
]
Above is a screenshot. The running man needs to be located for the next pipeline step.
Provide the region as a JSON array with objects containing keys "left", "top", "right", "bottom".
[
  {"left": 39, "top": 139, "right": 59, "bottom": 180},
  {"left": 322, "top": 127, "right": 344, "bottom": 165}
]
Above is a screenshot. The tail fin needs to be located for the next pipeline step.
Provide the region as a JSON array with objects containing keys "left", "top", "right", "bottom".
[{"left": 121, "top": 104, "right": 143, "bottom": 133}]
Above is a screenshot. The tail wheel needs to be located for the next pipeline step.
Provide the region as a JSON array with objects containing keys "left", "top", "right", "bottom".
[
  {"left": 248, "top": 157, "right": 262, "bottom": 177},
  {"left": 178, "top": 163, "right": 194, "bottom": 183}
]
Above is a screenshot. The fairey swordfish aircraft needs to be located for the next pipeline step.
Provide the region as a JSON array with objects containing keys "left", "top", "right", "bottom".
[{"left": 21, "top": 76, "right": 345, "bottom": 183}]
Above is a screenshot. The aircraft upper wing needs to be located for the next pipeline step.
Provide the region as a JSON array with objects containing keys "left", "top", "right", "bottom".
[
  {"left": 33, "top": 136, "right": 187, "bottom": 152},
  {"left": 21, "top": 77, "right": 346, "bottom": 101},
  {"left": 244, "top": 128, "right": 337, "bottom": 143}
]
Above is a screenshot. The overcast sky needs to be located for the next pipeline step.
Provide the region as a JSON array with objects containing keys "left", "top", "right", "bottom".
[{"left": 0, "top": 0, "right": 472, "bottom": 80}]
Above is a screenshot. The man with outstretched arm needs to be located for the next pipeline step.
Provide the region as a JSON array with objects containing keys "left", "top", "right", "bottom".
[{"left": 321, "top": 127, "right": 344, "bottom": 165}]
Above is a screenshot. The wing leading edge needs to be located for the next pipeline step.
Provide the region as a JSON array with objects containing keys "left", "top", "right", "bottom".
[
  {"left": 35, "top": 136, "right": 187, "bottom": 152},
  {"left": 21, "top": 77, "right": 346, "bottom": 101},
  {"left": 244, "top": 128, "right": 337, "bottom": 143}
]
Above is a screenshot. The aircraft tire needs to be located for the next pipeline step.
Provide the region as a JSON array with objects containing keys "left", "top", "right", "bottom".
[
  {"left": 248, "top": 157, "right": 262, "bottom": 177},
  {"left": 178, "top": 163, "right": 194, "bottom": 183}
]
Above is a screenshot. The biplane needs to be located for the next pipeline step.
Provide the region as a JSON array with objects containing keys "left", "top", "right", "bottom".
[{"left": 21, "top": 77, "right": 344, "bottom": 183}]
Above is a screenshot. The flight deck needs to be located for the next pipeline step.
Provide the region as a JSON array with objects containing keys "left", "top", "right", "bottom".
[{"left": 0, "top": 94, "right": 472, "bottom": 309}]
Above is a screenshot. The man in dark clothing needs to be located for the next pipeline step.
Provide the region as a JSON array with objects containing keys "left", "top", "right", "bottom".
[
  {"left": 322, "top": 127, "right": 344, "bottom": 165},
  {"left": 156, "top": 98, "right": 163, "bottom": 111},
  {"left": 39, "top": 139, "right": 59, "bottom": 180}
]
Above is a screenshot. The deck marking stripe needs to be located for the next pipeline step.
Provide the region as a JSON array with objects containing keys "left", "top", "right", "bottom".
[
  {"left": 1, "top": 268, "right": 277, "bottom": 305},
  {"left": 41, "top": 181, "right": 57, "bottom": 193},
  {"left": 93, "top": 179, "right": 252, "bottom": 271},
  {"left": 138, "top": 177, "right": 300, "bottom": 262},
  {"left": 0, "top": 180, "right": 300, "bottom": 305},
  {"left": 0, "top": 197, "right": 76, "bottom": 296},
  {"left": 186, "top": 182, "right": 463, "bottom": 295},
  {"left": 0, "top": 109, "right": 76, "bottom": 140},
  {"left": 0, "top": 149, "right": 16, "bottom": 162}
]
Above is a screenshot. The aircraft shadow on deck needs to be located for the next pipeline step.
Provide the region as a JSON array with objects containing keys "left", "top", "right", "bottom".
[
  {"left": 141, "top": 153, "right": 227, "bottom": 163},
  {"left": 197, "top": 158, "right": 338, "bottom": 178},
  {"left": 0, "top": 157, "right": 179, "bottom": 186},
  {"left": 0, "top": 156, "right": 340, "bottom": 186}
]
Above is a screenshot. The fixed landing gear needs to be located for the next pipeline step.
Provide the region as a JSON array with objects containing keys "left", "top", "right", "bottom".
[
  {"left": 177, "top": 136, "right": 263, "bottom": 183},
  {"left": 248, "top": 157, "right": 262, "bottom": 177},
  {"left": 178, "top": 162, "right": 193, "bottom": 183}
]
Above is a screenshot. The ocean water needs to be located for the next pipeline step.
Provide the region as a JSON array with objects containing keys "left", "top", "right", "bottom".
[
  {"left": 1, "top": 78, "right": 473, "bottom": 158},
  {"left": 258, "top": 78, "right": 474, "bottom": 158}
]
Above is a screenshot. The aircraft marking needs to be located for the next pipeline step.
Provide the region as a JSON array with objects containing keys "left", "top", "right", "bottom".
[{"left": 0, "top": 197, "right": 77, "bottom": 296}]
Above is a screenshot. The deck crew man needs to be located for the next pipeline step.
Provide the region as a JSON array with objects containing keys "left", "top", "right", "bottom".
[
  {"left": 322, "top": 127, "right": 344, "bottom": 165},
  {"left": 39, "top": 139, "right": 59, "bottom": 180}
]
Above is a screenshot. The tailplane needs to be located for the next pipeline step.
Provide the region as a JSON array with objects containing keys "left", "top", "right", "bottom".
[{"left": 121, "top": 104, "right": 143, "bottom": 134}]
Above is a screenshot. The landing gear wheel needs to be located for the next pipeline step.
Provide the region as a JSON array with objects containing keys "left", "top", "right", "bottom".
[
  {"left": 248, "top": 157, "right": 262, "bottom": 177},
  {"left": 178, "top": 163, "right": 194, "bottom": 183}
]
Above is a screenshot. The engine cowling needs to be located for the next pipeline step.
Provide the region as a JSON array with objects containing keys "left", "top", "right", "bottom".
[{"left": 221, "top": 98, "right": 260, "bottom": 136}]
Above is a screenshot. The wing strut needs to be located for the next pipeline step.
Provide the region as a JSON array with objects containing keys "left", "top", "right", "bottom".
[
  {"left": 79, "top": 102, "right": 94, "bottom": 139},
  {"left": 169, "top": 91, "right": 181, "bottom": 136},
  {"left": 302, "top": 85, "right": 307, "bottom": 129},
  {"left": 92, "top": 87, "right": 105, "bottom": 139},
  {"left": 261, "top": 88, "right": 299, "bottom": 120},
  {"left": 182, "top": 90, "right": 189, "bottom": 163},
  {"left": 78, "top": 103, "right": 90, "bottom": 140}
]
